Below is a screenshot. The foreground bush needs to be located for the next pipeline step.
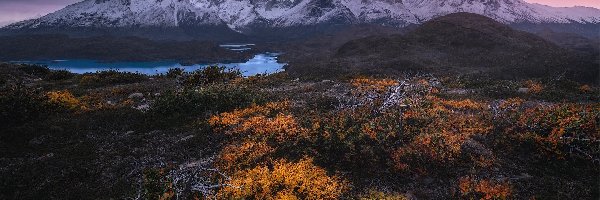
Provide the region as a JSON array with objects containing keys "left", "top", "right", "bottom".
[
  {"left": 218, "top": 158, "right": 348, "bottom": 199},
  {"left": 79, "top": 70, "right": 147, "bottom": 87},
  {"left": 184, "top": 66, "right": 242, "bottom": 86},
  {"left": 504, "top": 102, "right": 599, "bottom": 160},
  {"left": 147, "top": 84, "right": 263, "bottom": 127},
  {"left": 0, "top": 86, "right": 52, "bottom": 130},
  {"left": 209, "top": 101, "right": 308, "bottom": 143},
  {"left": 17, "top": 64, "right": 74, "bottom": 81},
  {"left": 393, "top": 95, "right": 492, "bottom": 172},
  {"left": 458, "top": 176, "right": 512, "bottom": 200},
  {"left": 46, "top": 90, "right": 83, "bottom": 110}
]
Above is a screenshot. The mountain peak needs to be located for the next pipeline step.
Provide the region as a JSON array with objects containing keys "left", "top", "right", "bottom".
[{"left": 2, "top": 0, "right": 599, "bottom": 38}]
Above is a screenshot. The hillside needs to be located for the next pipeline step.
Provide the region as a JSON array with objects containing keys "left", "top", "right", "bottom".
[
  {"left": 0, "top": 35, "right": 253, "bottom": 63},
  {"left": 285, "top": 13, "right": 598, "bottom": 82},
  {"left": 1, "top": 62, "right": 598, "bottom": 199}
]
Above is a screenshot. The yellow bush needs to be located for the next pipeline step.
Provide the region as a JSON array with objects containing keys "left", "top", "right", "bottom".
[
  {"left": 46, "top": 90, "right": 82, "bottom": 110},
  {"left": 217, "top": 141, "right": 275, "bottom": 172},
  {"left": 209, "top": 101, "right": 289, "bottom": 127},
  {"left": 218, "top": 158, "right": 348, "bottom": 200},
  {"left": 209, "top": 102, "right": 308, "bottom": 142}
]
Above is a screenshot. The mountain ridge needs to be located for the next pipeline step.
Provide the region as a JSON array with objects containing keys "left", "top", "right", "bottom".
[{"left": 2, "top": 0, "right": 599, "bottom": 39}]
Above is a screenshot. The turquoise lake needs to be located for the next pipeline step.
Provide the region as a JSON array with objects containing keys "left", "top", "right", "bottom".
[{"left": 13, "top": 52, "right": 285, "bottom": 77}]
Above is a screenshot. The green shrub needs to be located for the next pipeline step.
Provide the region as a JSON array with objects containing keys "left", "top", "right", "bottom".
[
  {"left": 142, "top": 168, "right": 174, "bottom": 200},
  {"left": 18, "top": 64, "right": 50, "bottom": 77},
  {"left": 0, "top": 86, "right": 61, "bottom": 145},
  {"left": 184, "top": 66, "right": 242, "bottom": 86},
  {"left": 0, "top": 86, "right": 53, "bottom": 130},
  {"left": 46, "top": 70, "right": 74, "bottom": 81},
  {"left": 147, "top": 84, "right": 264, "bottom": 127},
  {"left": 79, "top": 70, "right": 147, "bottom": 87},
  {"left": 165, "top": 68, "right": 184, "bottom": 78}
]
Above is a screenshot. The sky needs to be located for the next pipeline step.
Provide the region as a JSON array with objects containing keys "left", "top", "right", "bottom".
[{"left": 0, "top": 0, "right": 599, "bottom": 27}]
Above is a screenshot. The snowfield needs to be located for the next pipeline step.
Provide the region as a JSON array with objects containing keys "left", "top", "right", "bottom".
[{"left": 5, "top": 0, "right": 600, "bottom": 32}]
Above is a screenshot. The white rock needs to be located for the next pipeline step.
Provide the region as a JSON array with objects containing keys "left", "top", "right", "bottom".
[
  {"left": 518, "top": 88, "right": 529, "bottom": 93},
  {"left": 128, "top": 93, "right": 144, "bottom": 99}
]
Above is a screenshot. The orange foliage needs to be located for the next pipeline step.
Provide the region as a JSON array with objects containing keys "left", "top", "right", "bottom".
[
  {"left": 393, "top": 95, "right": 492, "bottom": 171},
  {"left": 512, "top": 103, "right": 599, "bottom": 157},
  {"left": 217, "top": 141, "right": 275, "bottom": 172},
  {"left": 46, "top": 90, "right": 83, "bottom": 110},
  {"left": 441, "top": 99, "right": 486, "bottom": 110},
  {"left": 579, "top": 84, "right": 592, "bottom": 93},
  {"left": 218, "top": 158, "right": 348, "bottom": 199},
  {"left": 459, "top": 176, "right": 511, "bottom": 200},
  {"left": 209, "top": 102, "right": 308, "bottom": 142},
  {"left": 498, "top": 98, "right": 525, "bottom": 111},
  {"left": 524, "top": 80, "right": 543, "bottom": 94}
]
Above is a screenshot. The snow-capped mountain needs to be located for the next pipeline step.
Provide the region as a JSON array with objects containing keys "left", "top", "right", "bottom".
[{"left": 3, "top": 0, "right": 600, "bottom": 33}]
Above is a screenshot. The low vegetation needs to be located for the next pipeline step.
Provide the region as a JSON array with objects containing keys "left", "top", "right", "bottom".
[{"left": 0, "top": 63, "right": 598, "bottom": 199}]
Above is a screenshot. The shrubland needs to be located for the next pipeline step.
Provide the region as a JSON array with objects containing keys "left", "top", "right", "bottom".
[{"left": 0, "top": 63, "right": 598, "bottom": 199}]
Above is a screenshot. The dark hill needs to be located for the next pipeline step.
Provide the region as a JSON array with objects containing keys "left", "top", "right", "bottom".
[
  {"left": 0, "top": 34, "right": 253, "bottom": 63},
  {"left": 286, "top": 13, "right": 598, "bottom": 82}
]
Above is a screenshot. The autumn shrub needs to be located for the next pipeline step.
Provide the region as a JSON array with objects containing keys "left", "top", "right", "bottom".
[
  {"left": 524, "top": 80, "right": 543, "bottom": 94},
  {"left": 79, "top": 70, "right": 147, "bottom": 87},
  {"left": 184, "top": 66, "right": 242, "bottom": 86},
  {"left": 351, "top": 78, "right": 399, "bottom": 94},
  {"left": 46, "top": 90, "right": 83, "bottom": 110},
  {"left": 392, "top": 96, "right": 492, "bottom": 172},
  {"left": 209, "top": 101, "right": 308, "bottom": 143},
  {"left": 216, "top": 141, "right": 275, "bottom": 172},
  {"left": 217, "top": 158, "right": 348, "bottom": 199},
  {"left": 578, "top": 84, "right": 592, "bottom": 93},
  {"left": 506, "top": 103, "right": 599, "bottom": 160},
  {"left": 458, "top": 176, "right": 511, "bottom": 200}
]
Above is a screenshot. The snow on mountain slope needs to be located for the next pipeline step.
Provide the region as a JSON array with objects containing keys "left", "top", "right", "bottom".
[
  {"left": 4, "top": 0, "right": 600, "bottom": 32},
  {"left": 403, "top": 0, "right": 600, "bottom": 23}
]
